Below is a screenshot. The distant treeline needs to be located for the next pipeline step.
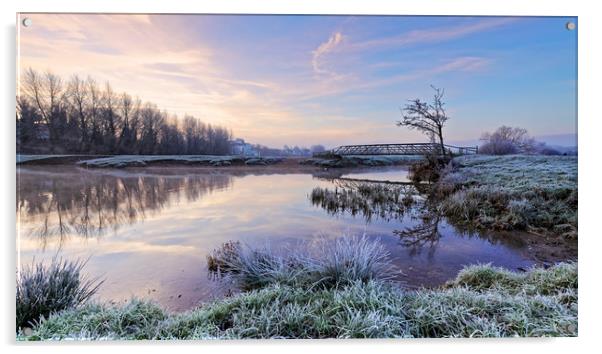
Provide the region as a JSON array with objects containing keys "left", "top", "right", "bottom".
[
  {"left": 17, "top": 68, "right": 232, "bottom": 155},
  {"left": 252, "top": 144, "right": 326, "bottom": 157}
]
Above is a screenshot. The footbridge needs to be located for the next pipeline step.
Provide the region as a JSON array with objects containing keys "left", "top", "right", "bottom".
[{"left": 315, "top": 143, "right": 478, "bottom": 157}]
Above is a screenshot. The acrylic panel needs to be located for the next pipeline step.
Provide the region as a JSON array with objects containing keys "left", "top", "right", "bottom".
[{"left": 16, "top": 13, "right": 577, "bottom": 340}]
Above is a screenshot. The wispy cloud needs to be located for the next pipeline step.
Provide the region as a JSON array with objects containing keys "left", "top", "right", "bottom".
[
  {"left": 348, "top": 17, "right": 517, "bottom": 52},
  {"left": 311, "top": 31, "right": 344, "bottom": 75},
  {"left": 304, "top": 18, "right": 509, "bottom": 98}
]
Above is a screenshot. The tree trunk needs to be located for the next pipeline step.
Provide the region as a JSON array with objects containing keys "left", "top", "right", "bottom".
[{"left": 437, "top": 126, "right": 446, "bottom": 157}]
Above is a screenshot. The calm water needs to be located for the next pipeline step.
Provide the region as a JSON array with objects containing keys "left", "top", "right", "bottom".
[{"left": 17, "top": 165, "right": 535, "bottom": 311}]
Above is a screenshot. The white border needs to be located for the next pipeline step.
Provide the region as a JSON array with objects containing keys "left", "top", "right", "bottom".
[{"left": 2, "top": 1, "right": 600, "bottom": 353}]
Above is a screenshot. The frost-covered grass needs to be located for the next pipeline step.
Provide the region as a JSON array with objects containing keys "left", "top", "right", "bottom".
[
  {"left": 21, "top": 261, "right": 577, "bottom": 340},
  {"left": 302, "top": 155, "right": 424, "bottom": 168},
  {"left": 17, "top": 154, "right": 83, "bottom": 164},
  {"left": 436, "top": 155, "right": 577, "bottom": 237},
  {"left": 77, "top": 155, "right": 284, "bottom": 168},
  {"left": 207, "top": 236, "right": 394, "bottom": 291},
  {"left": 16, "top": 259, "right": 103, "bottom": 331},
  {"left": 445, "top": 155, "right": 577, "bottom": 193}
]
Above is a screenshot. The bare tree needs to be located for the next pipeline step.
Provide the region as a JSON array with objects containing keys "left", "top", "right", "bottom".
[
  {"left": 397, "top": 85, "right": 449, "bottom": 156},
  {"left": 67, "top": 75, "right": 89, "bottom": 150},
  {"left": 22, "top": 69, "right": 49, "bottom": 125},
  {"left": 17, "top": 68, "right": 232, "bottom": 155},
  {"left": 479, "top": 126, "right": 539, "bottom": 155},
  {"left": 22, "top": 69, "right": 69, "bottom": 149},
  {"left": 16, "top": 96, "right": 40, "bottom": 147},
  {"left": 117, "top": 92, "right": 138, "bottom": 153},
  {"left": 101, "top": 82, "right": 118, "bottom": 152},
  {"left": 87, "top": 77, "right": 102, "bottom": 149}
]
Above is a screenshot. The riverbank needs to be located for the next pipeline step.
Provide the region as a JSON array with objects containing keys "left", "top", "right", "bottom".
[
  {"left": 16, "top": 154, "right": 425, "bottom": 169},
  {"left": 433, "top": 155, "right": 577, "bottom": 240},
  {"left": 20, "top": 260, "right": 577, "bottom": 340}
]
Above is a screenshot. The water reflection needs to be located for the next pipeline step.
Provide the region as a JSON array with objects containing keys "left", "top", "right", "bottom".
[
  {"left": 395, "top": 213, "right": 443, "bottom": 256},
  {"left": 17, "top": 166, "right": 544, "bottom": 311},
  {"left": 17, "top": 167, "right": 233, "bottom": 244},
  {"left": 309, "top": 177, "right": 526, "bottom": 257},
  {"left": 310, "top": 178, "right": 421, "bottom": 221}
]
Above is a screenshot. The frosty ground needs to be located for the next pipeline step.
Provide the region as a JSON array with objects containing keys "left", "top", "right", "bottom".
[
  {"left": 435, "top": 155, "right": 577, "bottom": 239},
  {"left": 19, "top": 237, "right": 577, "bottom": 340},
  {"left": 16, "top": 153, "right": 578, "bottom": 339}
]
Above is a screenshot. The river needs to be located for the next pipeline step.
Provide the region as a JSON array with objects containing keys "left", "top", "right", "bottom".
[{"left": 16, "top": 165, "right": 536, "bottom": 311}]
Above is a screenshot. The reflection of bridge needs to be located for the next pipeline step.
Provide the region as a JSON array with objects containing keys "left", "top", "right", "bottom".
[{"left": 315, "top": 143, "right": 478, "bottom": 157}]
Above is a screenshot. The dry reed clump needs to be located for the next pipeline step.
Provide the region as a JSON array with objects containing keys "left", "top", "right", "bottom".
[{"left": 206, "top": 241, "right": 242, "bottom": 273}]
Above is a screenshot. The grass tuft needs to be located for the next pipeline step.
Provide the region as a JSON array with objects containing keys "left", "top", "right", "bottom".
[
  {"left": 16, "top": 258, "right": 103, "bottom": 331},
  {"left": 208, "top": 235, "right": 394, "bottom": 291}
]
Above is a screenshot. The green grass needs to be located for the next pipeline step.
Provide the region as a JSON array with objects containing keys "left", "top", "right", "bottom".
[
  {"left": 435, "top": 155, "right": 577, "bottom": 237},
  {"left": 21, "top": 261, "right": 577, "bottom": 340}
]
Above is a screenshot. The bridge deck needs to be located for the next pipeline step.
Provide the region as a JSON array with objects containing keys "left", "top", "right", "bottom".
[{"left": 316, "top": 143, "right": 478, "bottom": 157}]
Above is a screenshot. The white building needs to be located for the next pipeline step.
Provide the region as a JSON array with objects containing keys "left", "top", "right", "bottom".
[{"left": 230, "top": 138, "right": 260, "bottom": 157}]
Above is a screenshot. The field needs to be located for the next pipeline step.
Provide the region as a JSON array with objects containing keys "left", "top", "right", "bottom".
[{"left": 435, "top": 155, "right": 577, "bottom": 238}]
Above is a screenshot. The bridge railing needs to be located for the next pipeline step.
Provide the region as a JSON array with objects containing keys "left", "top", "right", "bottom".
[
  {"left": 443, "top": 144, "right": 479, "bottom": 155},
  {"left": 314, "top": 143, "right": 478, "bottom": 157}
]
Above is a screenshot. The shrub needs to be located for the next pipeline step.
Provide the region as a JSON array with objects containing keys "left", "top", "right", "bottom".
[
  {"left": 16, "top": 258, "right": 103, "bottom": 331},
  {"left": 408, "top": 152, "right": 448, "bottom": 183},
  {"left": 479, "top": 126, "right": 538, "bottom": 155}
]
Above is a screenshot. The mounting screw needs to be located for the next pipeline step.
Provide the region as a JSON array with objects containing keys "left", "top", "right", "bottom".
[
  {"left": 566, "top": 21, "right": 576, "bottom": 31},
  {"left": 22, "top": 17, "right": 32, "bottom": 27}
]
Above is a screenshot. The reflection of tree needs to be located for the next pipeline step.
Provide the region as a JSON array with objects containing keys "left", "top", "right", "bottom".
[
  {"left": 309, "top": 179, "right": 418, "bottom": 222},
  {"left": 311, "top": 176, "right": 544, "bottom": 260},
  {"left": 310, "top": 176, "right": 447, "bottom": 256},
  {"left": 394, "top": 212, "right": 442, "bottom": 257},
  {"left": 17, "top": 169, "right": 233, "bottom": 245}
]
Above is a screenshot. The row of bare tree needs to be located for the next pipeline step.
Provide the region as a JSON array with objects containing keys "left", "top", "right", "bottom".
[{"left": 17, "top": 68, "right": 232, "bottom": 155}]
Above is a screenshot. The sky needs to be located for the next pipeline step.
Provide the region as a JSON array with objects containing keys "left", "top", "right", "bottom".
[{"left": 17, "top": 14, "right": 578, "bottom": 148}]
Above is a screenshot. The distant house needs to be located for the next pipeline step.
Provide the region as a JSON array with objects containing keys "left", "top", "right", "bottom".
[{"left": 230, "top": 138, "right": 260, "bottom": 157}]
